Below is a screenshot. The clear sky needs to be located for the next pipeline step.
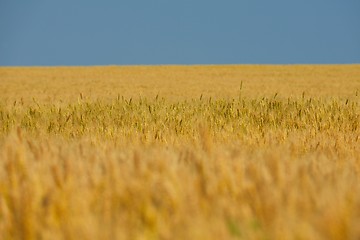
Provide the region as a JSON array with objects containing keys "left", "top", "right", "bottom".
[{"left": 0, "top": 1, "right": 359, "bottom": 66}]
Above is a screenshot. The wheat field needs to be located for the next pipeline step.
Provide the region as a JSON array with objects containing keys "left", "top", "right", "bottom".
[{"left": 0, "top": 65, "right": 360, "bottom": 240}]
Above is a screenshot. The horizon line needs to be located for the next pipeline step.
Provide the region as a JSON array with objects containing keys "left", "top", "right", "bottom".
[{"left": 1, "top": 63, "right": 360, "bottom": 68}]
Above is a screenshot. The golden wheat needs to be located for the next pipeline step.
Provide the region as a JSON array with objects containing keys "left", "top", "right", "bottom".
[{"left": 0, "top": 65, "right": 360, "bottom": 240}]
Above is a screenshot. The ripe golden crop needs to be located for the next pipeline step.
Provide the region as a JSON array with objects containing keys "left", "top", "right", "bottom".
[{"left": 0, "top": 65, "right": 359, "bottom": 239}]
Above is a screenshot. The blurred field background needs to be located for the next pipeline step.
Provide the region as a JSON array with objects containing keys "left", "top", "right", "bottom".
[
  {"left": 1, "top": 65, "right": 360, "bottom": 104},
  {"left": 0, "top": 65, "right": 360, "bottom": 240}
]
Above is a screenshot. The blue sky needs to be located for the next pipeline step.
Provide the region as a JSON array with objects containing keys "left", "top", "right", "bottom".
[{"left": 0, "top": 1, "right": 359, "bottom": 66}]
